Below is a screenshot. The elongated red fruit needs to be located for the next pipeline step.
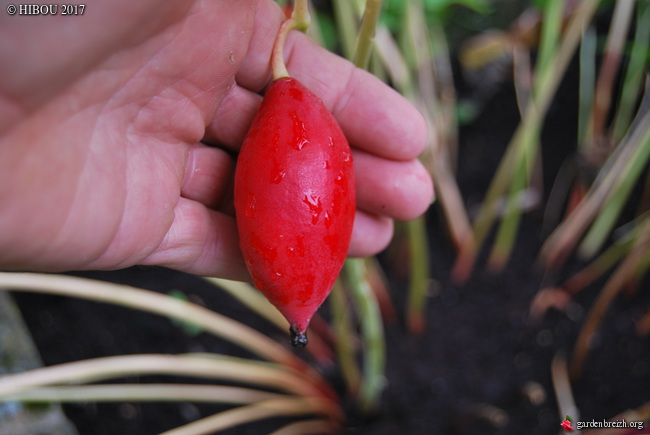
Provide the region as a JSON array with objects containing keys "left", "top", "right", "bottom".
[{"left": 234, "top": 77, "right": 355, "bottom": 347}]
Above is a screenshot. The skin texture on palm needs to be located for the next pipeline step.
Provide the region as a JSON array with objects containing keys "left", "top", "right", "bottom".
[{"left": 0, "top": 0, "right": 434, "bottom": 280}]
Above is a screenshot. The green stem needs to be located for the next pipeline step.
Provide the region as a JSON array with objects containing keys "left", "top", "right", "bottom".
[
  {"left": 488, "top": 116, "right": 541, "bottom": 269},
  {"left": 488, "top": 150, "right": 529, "bottom": 270},
  {"left": 578, "top": 24, "right": 597, "bottom": 147},
  {"left": 534, "top": 0, "right": 565, "bottom": 93},
  {"left": 353, "top": 0, "right": 382, "bottom": 69},
  {"left": 332, "top": 0, "right": 358, "bottom": 61},
  {"left": 611, "top": 1, "right": 650, "bottom": 143},
  {"left": 406, "top": 217, "right": 430, "bottom": 334},
  {"left": 291, "top": 0, "right": 311, "bottom": 27},
  {"left": 579, "top": 114, "right": 650, "bottom": 258},
  {"left": 329, "top": 281, "right": 361, "bottom": 396},
  {"left": 343, "top": 258, "right": 385, "bottom": 413}
]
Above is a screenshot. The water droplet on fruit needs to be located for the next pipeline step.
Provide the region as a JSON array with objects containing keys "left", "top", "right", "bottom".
[
  {"left": 290, "top": 326, "right": 308, "bottom": 348},
  {"left": 272, "top": 169, "right": 286, "bottom": 184},
  {"left": 303, "top": 192, "right": 323, "bottom": 224},
  {"left": 290, "top": 111, "right": 309, "bottom": 150},
  {"left": 272, "top": 271, "right": 283, "bottom": 280},
  {"left": 342, "top": 151, "right": 351, "bottom": 162},
  {"left": 327, "top": 137, "right": 334, "bottom": 147},
  {"left": 322, "top": 160, "right": 330, "bottom": 169},
  {"left": 323, "top": 211, "right": 332, "bottom": 228}
]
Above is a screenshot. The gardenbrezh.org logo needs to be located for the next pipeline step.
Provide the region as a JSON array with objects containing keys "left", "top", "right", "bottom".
[{"left": 561, "top": 415, "right": 645, "bottom": 431}]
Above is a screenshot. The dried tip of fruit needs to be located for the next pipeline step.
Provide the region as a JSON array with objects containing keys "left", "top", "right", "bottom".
[{"left": 289, "top": 325, "right": 308, "bottom": 348}]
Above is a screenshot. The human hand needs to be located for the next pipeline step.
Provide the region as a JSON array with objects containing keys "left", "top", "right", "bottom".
[{"left": 0, "top": 0, "right": 433, "bottom": 281}]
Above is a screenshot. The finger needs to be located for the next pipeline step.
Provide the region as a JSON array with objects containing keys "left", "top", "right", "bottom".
[
  {"left": 234, "top": 0, "right": 283, "bottom": 91},
  {"left": 140, "top": 198, "right": 249, "bottom": 280},
  {"left": 283, "top": 33, "right": 427, "bottom": 162},
  {"left": 181, "top": 143, "right": 235, "bottom": 209},
  {"left": 203, "top": 84, "right": 262, "bottom": 150},
  {"left": 349, "top": 211, "right": 393, "bottom": 257},
  {"left": 354, "top": 149, "right": 434, "bottom": 221}
]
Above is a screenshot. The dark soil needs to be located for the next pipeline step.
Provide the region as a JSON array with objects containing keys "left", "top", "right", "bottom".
[{"left": 12, "top": 59, "right": 650, "bottom": 435}]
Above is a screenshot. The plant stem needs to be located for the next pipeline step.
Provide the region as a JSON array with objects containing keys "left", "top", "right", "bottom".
[
  {"left": 203, "top": 277, "right": 285, "bottom": 327},
  {"left": 272, "top": 18, "right": 299, "bottom": 80},
  {"left": 571, "top": 218, "right": 650, "bottom": 378},
  {"left": 551, "top": 353, "right": 580, "bottom": 426},
  {"left": 162, "top": 397, "right": 341, "bottom": 435},
  {"left": 579, "top": 112, "right": 650, "bottom": 258},
  {"left": 0, "top": 272, "right": 339, "bottom": 402},
  {"left": 590, "top": 0, "right": 635, "bottom": 145},
  {"left": 0, "top": 354, "right": 320, "bottom": 399},
  {"left": 203, "top": 277, "right": 334, "bottom": 366},
  {"left": 542, "top": 103, "right": 650, "bottom": 267},
  {"left": 406, "top": 217, "right": 430, "bottom": 334},
  {"left": 332, "top": 0, "right": 358, "bottom": 61},
  {"left": 353, "top": 0, "right": 382, "bottom": 69},
  {"left": 271, "top": 0, "right": 311, "bottom": 81},
  {"left": 343, "top": 259, "right": 385, "bottom": 413},
  {"left": 535, "top": 0, "right": 564, "bottom": 83},
  {"left": 291, "top": 0, "right": 311, "bottom": 27},
  {"left": 329, "top": 281, "right": 361, "bottom": 396},
  {"left": 562, "top": 228, "right": 637, "bottom": 293},
  {"left": 578, "top": 24, "right": 597, "bottom": 147},
  {"left": 0, "top": 273, "right": 293, "bottom": 367},
  {"left": 611, "top": 1, "right": 650, "bottom": 143},
  {"left": 4, "top": 384, "right": 284, "bottom": 404}
]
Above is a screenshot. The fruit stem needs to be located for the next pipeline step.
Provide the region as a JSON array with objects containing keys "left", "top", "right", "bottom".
[
  {"left": 271, "top": 1, "right": 311, "bottom": 81},
  {"left": 271, "top": 18, "right": 297, "bottom": 80}
]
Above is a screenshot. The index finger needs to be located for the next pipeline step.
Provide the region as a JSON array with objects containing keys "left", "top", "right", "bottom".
[{"left": 284, "top": 32, "right": 428, "bottom": 162}]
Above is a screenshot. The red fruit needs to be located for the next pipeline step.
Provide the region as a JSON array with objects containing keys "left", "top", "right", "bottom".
[{"left": 234, "top": 77, "right": 355, "bottom": 346}]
